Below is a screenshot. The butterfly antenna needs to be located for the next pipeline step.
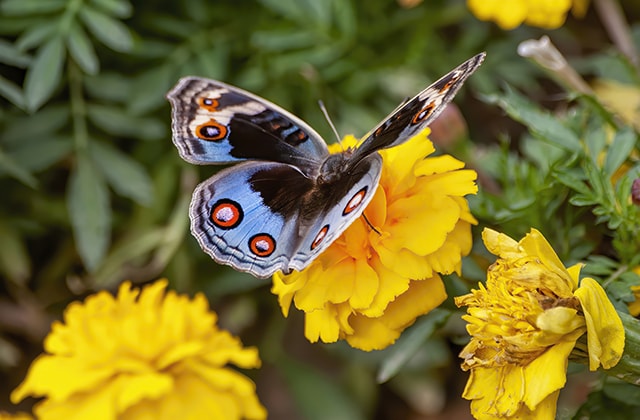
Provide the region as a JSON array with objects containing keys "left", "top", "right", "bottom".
[
  {"left": 362, "top": 213, "right": 381, "bottom": 235},
  {"left": 318, "top": 100, "right": 344, "bottom": 150}
]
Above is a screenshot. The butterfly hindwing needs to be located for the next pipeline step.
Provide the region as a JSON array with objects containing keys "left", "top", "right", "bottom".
[
  {"left": 190, "top": 161, "right": 314, "bottom": 277},
  {"left": 289, "top": 153, "right": 383, "bottom": 271},
  {"left": 167, "top": 77, "right": 329, "bottom": 173}
]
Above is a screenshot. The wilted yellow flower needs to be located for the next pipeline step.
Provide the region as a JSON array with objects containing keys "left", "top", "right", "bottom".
[
  {"left": 467, "top": 0, "right": 589, "bottom": 30},
  {"left": 11, "top": 280, "right": 266, "bottom": 420},
  {"left": 455, "top": 228, "right": 624, "bottom": 419},
  {"left": 273, "top": 129, "right": 478, "bottom": 351}
]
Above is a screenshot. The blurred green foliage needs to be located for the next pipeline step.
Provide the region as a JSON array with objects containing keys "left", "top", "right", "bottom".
[{"left": 1, "top": 0, "right": 640, "bottom": 418}]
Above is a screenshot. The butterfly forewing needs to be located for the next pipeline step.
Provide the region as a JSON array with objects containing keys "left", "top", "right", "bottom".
[
  {"left": 353, "top": 52, "right": 485, "bottom": 159},
  {"left": 167, "top": 77, "right": 329, "bottom": 174}
]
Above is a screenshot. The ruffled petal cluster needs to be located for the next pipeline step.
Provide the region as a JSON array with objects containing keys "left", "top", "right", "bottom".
[
  {"left": 467, "top": 0, "right": 589, "bottom": 30},
  {"left": 455, "top": 228, "right": 624, "bottom": 419},
  {"left": 11, "top": 280, "right": 266, "bottom": 420},
  {"left": 273, "top": 129, "right": 478, "bottom": 351}
]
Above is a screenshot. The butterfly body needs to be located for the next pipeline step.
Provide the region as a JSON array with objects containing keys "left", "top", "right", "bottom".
[{"left": 168, "top": 52, "right": 485, "bottom": 278}]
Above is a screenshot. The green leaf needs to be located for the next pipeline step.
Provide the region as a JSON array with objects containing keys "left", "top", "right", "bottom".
[
  {"left": 66, "top": 22, "right": 99, "bottom": 75},
  {"left": 79, "top": 6, "right": 133, "bottom": 52},
  {"left": 23, "top": 36, "right": 65, "bottom": 112},
  {"left": 0, "top": 39, "right": 31, "bottom": 67},
  {"left": 482, "top": 86, "right": 582, "bottom": 151},
  {"left": 89, "top": 0, "right": 133, "bottom": 18},
  {"left": 84, "top": 72, "right": 131, "bottom": 102},
  {"left": 0, "top": 0, "right": 66, "bottom": 16},
  {"left": 86, "top": 103, "right": 165, "bottom": 140},
  {"left": 89, "top": 141, "right": 153, "bottom": 205},
  {"left": 0, "top": 149, "right": 38, "bottom": 188},
  {"left": 0, "top": 222, "right": 31, "bottom": 285},
  {"left": 278, "top": 358, "right": 365, "bottom": 420},
  {"left": 604, "top": 127, "right": 637, "bottom": 177},
  {"left": 67, "top": 153, "right": 111, "bottom": 271},
  {"left": 127, "top": 65, "right": 173, "bottom": 114},
  {"left": 15, "top": 20, "right": 58, "bottom": 51},
  {"left": 1, "top": 105, "right": 69, "bottom": 144},
  {"left": 377, "top": 308, "right": 451, "bottom": 383},
  {"left": 7, "top": 136, "right": 72, "bottom": 172},
  {"left": 0, "top": 75, "right": 25, "bottom": 109}
]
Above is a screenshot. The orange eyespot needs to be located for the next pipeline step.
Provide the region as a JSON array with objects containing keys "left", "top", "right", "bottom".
[
  {"left": 343, "top": 186, "right": 368, "bottom": 216},
  {"left": 249, "top": 234, "right": 276, "bottom": 257},
  {"left": 211, "top": 199, "right": 243, "bottom": 229},
  {"left": 311, "top": 225, "right": 330, "bottom": 250},
  {"left": 196, "top": 119, "right": 228, "bottom": 141},
  {"left": 411, "top": 102, "right": 436, "bottom": 125},
  {"left": 199, "top": 97, "right": 219, "bottom": 112}
]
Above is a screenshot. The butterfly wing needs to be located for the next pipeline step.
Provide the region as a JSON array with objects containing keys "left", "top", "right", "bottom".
[
  {"left": 290, "top": 153, "right": 383, "bottom": 271},
  {"left": 189, "top": 154, "right": 382, "bottom": 278},
  {"left": 190, "top": 161, "right": 312, "bottom": 278},
  {"left": 353, "top": 52, "right": 485, "bottom": 159},
  {"left": 167, "top": 77, "right": 329, "bottom": 174}
]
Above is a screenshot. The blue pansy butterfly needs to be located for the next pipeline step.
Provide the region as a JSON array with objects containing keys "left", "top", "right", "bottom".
[{"left": 167, "top": 53, "right": 485, "bottom": 278}]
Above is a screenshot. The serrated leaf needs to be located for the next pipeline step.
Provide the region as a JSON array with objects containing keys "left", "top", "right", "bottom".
[
  {"left": 604, "top": 127, "right": 637, "bottom": 177},
  {"left": 15, "top": 20, "right": 58, "bottom": 51},
  {"left": 67, "top": 153, "right": 111, "bottom": 271},
  {"left": 66, "top": 22, "right": 99, "bottom": 75},
  {"left": 483, "top": 86, "right": 582, "bottom": 151},
  {"left": 377, "top": 308, "right": 450, "bottom": 383},
  {"left": 0, "top": 0, "right": 66, "bottom": 16},
  {"left": 0, "top": 149, "right": 37, "bottom": 188},
  {"left": 89, "top": 141, "right": 153, "bottom": 205},
  {"left": 79, "top": 6, "right": 133, "bottom": 52},
  {"left": 23, "top": 36, "right": 65, "bottom": 112},
  {"left": 0, "top": 75, "right": 25, "bottom": 109},
  {"left": 86, "top": 103, "right": 165, "bottom": 140},
  {"left": 89, "top": 0, "right": 132, "bottom": 18},
  {"left": 0, "top": 39, "right": 31, "bottom": 67}
]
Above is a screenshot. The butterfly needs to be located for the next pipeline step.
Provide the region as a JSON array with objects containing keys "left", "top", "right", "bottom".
[{"left": 167, "top": 52, "right": 485, "bottom": 278}]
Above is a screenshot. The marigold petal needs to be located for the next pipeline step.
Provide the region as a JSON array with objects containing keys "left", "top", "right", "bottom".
[
  {"left": 536, "top": 307, "right": 585, "bottom": 336},
  {"left": 305, "top": 306, "right": 341, "bottom": 343},
  {"left": 11, "top": 355, "right": 113, "bottom": 403},
  {"left": 523, "top": 340, "right": 574, "bottom": 409},
  {"left": 376, "top": 245, "right": 434, "bottom": 279},
  {"left": 574, "top": 277, "right": 625, "bottom": 370},
  {"left": 360, "top": 257, "right": 410, "bottom": 317},
  {"left": 481, "top": 228, "right": 520, "bottom": 258}
]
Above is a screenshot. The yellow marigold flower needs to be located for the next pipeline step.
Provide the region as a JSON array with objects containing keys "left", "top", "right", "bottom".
[
  {"left": 273, "top": 129, "right": 478, "bottom": 351},
  {"left": 467, "top": 0, "right": 589, "bottom": 30},
  {"left": 11, "top": 280, "right": 266, "bottom": 420},
  {"left": 455, "top": 228, "right": 624, "bottom": 420},
  {"left": 0, "top": 413, "right": 33, "bottom": 420}
]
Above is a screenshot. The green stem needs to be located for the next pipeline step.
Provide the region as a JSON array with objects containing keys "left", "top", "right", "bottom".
[{"left": 68, "top": 60, "right": 89, "bottom": 152}]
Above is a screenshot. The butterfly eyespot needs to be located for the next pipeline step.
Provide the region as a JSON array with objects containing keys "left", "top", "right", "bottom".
[
  {"left": 211, "top": 199, "right": 243, "bottom": 229},
  {"left": 196, "top": 119, "right": 228, "bottom": 141},
  {"left": 343, "top": 186, "right": 368, "bottom": 216},
  {"left": 438, "top": 71, "right": 461, "bottom": 93},
  {"left": 249, "top": 233, "right": 276, "bottom": 257},
  {"left": 411, "top": 102, "right": 436, "bottom": 125},
  {"left": 199, "top": 97, "right": 219, "bottom": 112},
  {"left": 311, "top": 225, "right": 330, "bottom": 250}
]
